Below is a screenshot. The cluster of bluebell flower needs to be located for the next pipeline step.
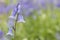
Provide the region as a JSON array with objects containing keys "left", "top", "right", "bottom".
[
  {"left": 6, "top": 0, "right": 41, "bottom": 38},
  {"left": 6, "top": 1, "right": 26, "bottom": 37}
]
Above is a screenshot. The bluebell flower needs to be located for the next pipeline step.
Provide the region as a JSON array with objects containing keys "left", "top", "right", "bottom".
[
  {"left": 17, "top": 3, "right": 21, "bottom": 13},
  {"left": 17, "top": 14, "right": 25, "bottom": 23},
  {"left": 7, "top": 18, "right": 15, "bottom": 29},
  {"left": 56, "top": 3, "right": 60, "bottom": 7},
  {"left": 0, "top": 30, "right": 4, "bottom": 39},
  {"left": 5, "top": 28, "right": 14, "bottom": 40},
  {"left": 9, "top": 6, "right": 18, "bottom": 19},
  {"left": 9, "top": 3, "right": 21, "bottom": 20},
  {"left": 6, "top": 28, "right": 14, "bottom": 36}
]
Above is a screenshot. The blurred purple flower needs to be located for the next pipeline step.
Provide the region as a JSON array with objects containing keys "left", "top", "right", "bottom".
[
  {"left": 48, "top": 0, "right": 54, "bottom": 3},
  {"left": 6, "top": 4, "right": 16, "bottom": 13},
  {"left": 6, "top": 28, "right": 14, "bottom": 36},
  {"left": 18, "top": 0, "right": 38, "bottom": 16},
  {"left": 7, "top": 18, "right": 15, "bottom": 29},
  {"left": 54, "top": 0, "right": 60, "bottom": 8},
  {"left": 17, "top": 14, "right": 25, "bottom": 23},
  {"left": 0, "top": 2, "right": 16, "bottom": 15},
  {"left": 0, "top": 4, "right": 6, "bottom": 14},
  {"left": 56, "top": 3, "right": 60, "bottom": 7},
  {"left": 0, "top": 30, "right": 4, "bottom": 39},
  {"left": 10, "top": 6, "right": 18, "bottom": 17}
]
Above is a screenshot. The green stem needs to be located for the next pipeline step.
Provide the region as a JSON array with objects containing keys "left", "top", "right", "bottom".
[{"left": 14, "top": 13, "right": 19, "bottom": 40}]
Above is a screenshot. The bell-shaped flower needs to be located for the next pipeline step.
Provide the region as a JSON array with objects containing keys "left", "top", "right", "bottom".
[
  {"left": 17, "top": 14, "right": 25, "bottom": 23},
  {"left": 0, "top": 30, "right": 4, "bottom": 39},
  {"left": 6, "top": 28, "right": 14, "bottom": 36},
  {"left": 9, "top": 6, "right": 18, "bottom": 19}
]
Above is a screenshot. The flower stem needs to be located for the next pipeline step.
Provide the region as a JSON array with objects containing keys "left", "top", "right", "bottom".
[{"left": 14, "top": 13, "right": 19, "bottom": 40}]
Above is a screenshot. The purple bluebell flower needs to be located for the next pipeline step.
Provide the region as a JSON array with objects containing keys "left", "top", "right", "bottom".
[
  {"left": 17, "top": 14, "right": 25, "bottom": 23},
  {"left": 9, "top": 3, "right": 21, "bottom": 20},
  {"left": 17, "top": 3, "right": 21, "bottom": 13},
  {"left": 6, "top": 28, "right": 14, "bottom": 36},
  {"left": 9, "top": 6, "right": 18, "bottom": 19},
  {"left": 8, "top": 3, "right": 20, "bottom": 19},
  {"left": 0, "top": 2, "right": 16, "bottom": 15},
  {"left": 0, "top": 30, "right": 4, "bottom": 39},
  {"left": 54, "top": 0, "right": 60, "bottom": 8},
  {"left": 7, "top": 18, "right": 15, "bottom": 29},
  {"left": 5, "top": 28, "right": 14, "bottom": 40},
  {"left": 56, "top": 3, "right": 60, "bottom": 7},
  {"left": 0, "top": 3, "right": 6, "bottom": 14}
]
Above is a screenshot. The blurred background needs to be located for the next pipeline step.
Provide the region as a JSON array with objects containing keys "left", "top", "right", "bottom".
[{"left": 0, "top": 0, "right": 60, "bottom": 40}]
